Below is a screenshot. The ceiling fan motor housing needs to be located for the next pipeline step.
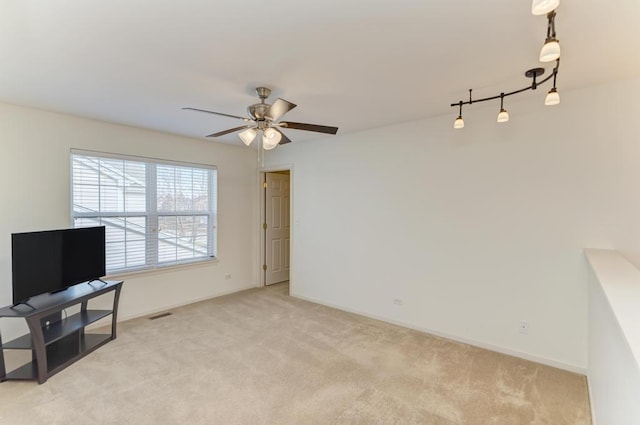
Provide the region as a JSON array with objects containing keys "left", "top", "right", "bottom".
[
  {"left": 248, "top": 103, "right": 270, "bottom": 121},
  {"left": 249, "top": 87, "right": 273, "bottom": 121}
]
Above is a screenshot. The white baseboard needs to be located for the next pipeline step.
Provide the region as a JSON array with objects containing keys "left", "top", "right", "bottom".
[
  {"left": 587, "top": 373, "right": 597, "bottom": 425},
  {"left": 90, "top": 283, "right": 258, "bottom": 327},
  {"left": 291, "top": 291, "right": 587, "bottom": 375}
]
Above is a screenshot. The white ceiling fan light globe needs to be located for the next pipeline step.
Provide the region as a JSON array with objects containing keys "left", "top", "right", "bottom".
[
  {"left": 239, "top": 128, "right": 257, "bottom": 146},
  {"left": 531, "top": 0, "right": 559, "bottom": 15},
  {"left": 262, "top": 128, "right": 282, "bottom": 150},
  {"left": 263, "top": 140, "right": 279, "bottom": 150},
  {"left": 263, "top": 127, "right": 281, "bottom": 143}
]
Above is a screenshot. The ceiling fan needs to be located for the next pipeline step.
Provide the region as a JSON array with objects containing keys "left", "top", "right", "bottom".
[{"left": 183, "top": 87, "right": 338, "bottom": 150}]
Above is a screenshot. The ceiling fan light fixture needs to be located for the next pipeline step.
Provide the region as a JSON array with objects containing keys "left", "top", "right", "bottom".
[
  {"left": 239, "top": 128, "right": 257, "bottom": 146},
  {"left": 184, "top": 87, "right": 338, "bottom": 145},
  {"left": 263, "top": 128, "right": 282, "bottom": 150},
  {"left": 532, "top": 0, "right": 559, "bottom": 15}
]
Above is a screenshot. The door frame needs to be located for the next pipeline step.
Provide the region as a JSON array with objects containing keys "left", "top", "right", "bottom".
[{"left": 258, "top": 164, "right": 294, "bottom": 290}]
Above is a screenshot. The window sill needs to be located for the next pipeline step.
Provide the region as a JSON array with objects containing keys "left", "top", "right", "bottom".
[{"left": 105, "top": 257, "right": 219, "bottom": 280}]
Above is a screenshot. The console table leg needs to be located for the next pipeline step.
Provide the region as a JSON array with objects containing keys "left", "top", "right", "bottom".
[
  {"left": 111, "top": 286, "right": 122, "bottom": 340},
  {"left": 0, "top": 329, "right": 6, "bottom": 382},
  {"left": 79, "top": 300, "right": 89, "bottom": 340},
  {"left": 26, "top": 318, "right": 48, "bottom": 384}
]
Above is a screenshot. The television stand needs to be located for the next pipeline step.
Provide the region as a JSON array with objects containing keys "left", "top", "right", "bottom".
[
  {"left": 87, "top": 279, "right": 109, "bottom": 288},
  {"left": 9, "top": 301, "right": 36, "bottom": 310},
  {"left": 0, "top": 280, "right": 123, "bottom": 384}
]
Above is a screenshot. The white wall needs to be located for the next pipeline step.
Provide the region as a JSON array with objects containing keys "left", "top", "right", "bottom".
[
  {"left": 0, "top": 102, "right": 258, "bottom": 340},
  {"left": 586, "top": 249, "right": 640, "bottom": 425},
  {"left": 265, "top": 76, "right": 640, "bottom": 371}
]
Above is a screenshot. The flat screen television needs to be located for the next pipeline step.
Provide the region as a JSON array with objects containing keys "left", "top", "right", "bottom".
[{"left": 11, "top": 226, "right": 106, "bottom": 305}]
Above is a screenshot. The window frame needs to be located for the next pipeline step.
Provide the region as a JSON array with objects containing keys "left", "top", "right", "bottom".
[{"left": 70, "top": 149, "right": 217, "bottom": 275}]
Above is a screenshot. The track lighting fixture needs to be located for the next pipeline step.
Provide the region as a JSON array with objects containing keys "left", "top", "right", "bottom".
[
  {"left": 453, "top": 101, "right": 464, "bottom": 129},
  {"left": 545, "top": 88, "right": 560, "bottom": 106},
  {"left": 540, "top": 40, "right": 560, "bottom": 63},
  {"left": 497, "top": 94, "right": 509, "bottom": 123},
  {"left": 544, "top": 68, "right": 560, "bottom": 106},
  {"left": 532, "top": 0, "right": 559, "bottom": 16},
  {"left": 451, "top": 2, "right": 561, "bottom": 128},
  {"left": 540, "top": 11, "right": 560, "bottom": 62}
]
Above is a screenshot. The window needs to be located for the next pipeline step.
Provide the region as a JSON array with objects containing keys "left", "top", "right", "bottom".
[{"left": 71, "top": 150, "right": 217, "bottom": 274}]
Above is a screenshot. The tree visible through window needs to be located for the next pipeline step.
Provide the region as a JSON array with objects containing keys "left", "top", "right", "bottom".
[{"left": 71, "top": 150, "right": 217, "bottom": 274}]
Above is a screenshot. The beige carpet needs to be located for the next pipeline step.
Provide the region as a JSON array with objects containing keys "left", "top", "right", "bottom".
[{"left": 0, "top": 283, "right": 591, "bottom": 425}]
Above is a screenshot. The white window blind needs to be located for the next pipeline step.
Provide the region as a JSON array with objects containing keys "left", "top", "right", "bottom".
[{"left": 71, "top": 150, "right": 217, "bottom": 274}]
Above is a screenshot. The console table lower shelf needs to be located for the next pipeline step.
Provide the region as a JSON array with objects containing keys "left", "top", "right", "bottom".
[{"left": 0, "top": 280, "right": 123, "bottom": 384}]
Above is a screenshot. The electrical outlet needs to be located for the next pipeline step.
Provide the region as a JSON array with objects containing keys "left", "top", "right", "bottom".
[
  {"left": 519, "top": 320, "right": 530, "bottom": 335},
  {"left": 224, "top": 274, "right": 232, "bottom": 280},
  {"left": 393, "top": 298, "right": 403, "bottom": 306}
]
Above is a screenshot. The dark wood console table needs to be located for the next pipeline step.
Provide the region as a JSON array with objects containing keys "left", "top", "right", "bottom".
[{"left": 0, "top": 280, "right": 123, "bottom": 384}]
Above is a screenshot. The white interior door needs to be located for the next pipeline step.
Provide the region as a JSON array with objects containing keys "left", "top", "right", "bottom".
[{"left": 265, "top": 172, "right": 290, "bottom": 285}]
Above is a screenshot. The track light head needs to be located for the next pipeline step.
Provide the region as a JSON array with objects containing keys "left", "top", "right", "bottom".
[
  {"left": 532, "top": 0, "right": 559, "bottom": 16},
  {"left": 497, "top": 109, "right": 509, "bottom": 123},
  {"left": 453, "top": 101, "right": 464, "bottom": 129},
  {"left": 545, "top": 87, "right": 560, "bottom": 106},
  {"left": 540, "top": 38, "right": 561, "bottom": 62},
  {"left": 540, "top": 10, "right": 560, "bottom": 62},
  {"left": 496, "top": 94, "right": 509, "bottom": 123}
]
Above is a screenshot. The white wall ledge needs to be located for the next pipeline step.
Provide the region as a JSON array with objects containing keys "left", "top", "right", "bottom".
[
  {"left": 585, "top": 249, "right": 640, "bottom": 366},
  {"left": 585, "top": 248, "right": 640, "bottom": 425}
]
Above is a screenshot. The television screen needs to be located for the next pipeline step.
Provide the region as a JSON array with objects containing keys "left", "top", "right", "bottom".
[
  {"left": 61, "top": 227, "right": 106, "bottom": 288},
  {"left": 11, "top": 226, "right": 106, "bottom": 304}
]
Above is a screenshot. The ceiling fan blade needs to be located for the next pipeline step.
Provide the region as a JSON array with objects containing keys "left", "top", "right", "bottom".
[
  {"left": 183, "top": 107, "right": 251, "bottom": 122},
  {"left": 274, "top": 128, "right": 292, "bottom": 145},
  {"left": 279, "top": 121, "right": 338, "bottom": 135},
  {"left": 265, "top": 98, "right": 297, "bottom": 121},
  {"left": 206, "top": 125, "right": 253, "bottom": 138}
]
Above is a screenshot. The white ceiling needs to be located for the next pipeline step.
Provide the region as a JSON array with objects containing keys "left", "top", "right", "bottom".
[{"left": 1, "top": 0, "right": 639, "bottom": 145}]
